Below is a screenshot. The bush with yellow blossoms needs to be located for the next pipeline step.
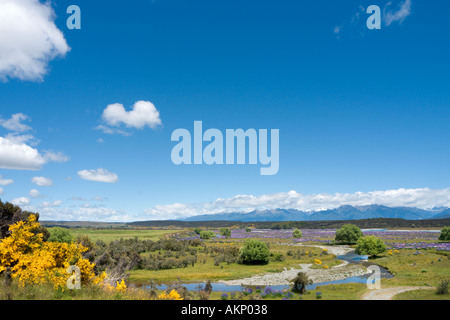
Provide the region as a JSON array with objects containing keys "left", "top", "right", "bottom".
[
  {"left": 0, "top": 215, "right": 104, "bottom": 290},
  {"left": 115, "top": 279, "right": 127, "bottom": 293},
  {"left": 158, "top": 289, "right": 183, "bottom": 300}
]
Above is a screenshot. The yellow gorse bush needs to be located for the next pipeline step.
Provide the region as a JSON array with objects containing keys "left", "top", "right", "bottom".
[
  {"left": 158, "top": 289, "right": 183, "bottom": 300},
  {"left": 0, "top": 215, "right": 103, "bottom": 289},
  {"left": 116, "top": 279, "right": 127, "bottom": 293}
]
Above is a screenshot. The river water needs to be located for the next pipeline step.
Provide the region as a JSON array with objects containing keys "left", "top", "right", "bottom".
[{"left": 154, "top": 251, "right": 394, "bottom": 292}]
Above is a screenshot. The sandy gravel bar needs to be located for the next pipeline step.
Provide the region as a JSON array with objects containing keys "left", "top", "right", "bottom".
[{"left": 221, "top": 245, "right": 369, "bottom": 286}]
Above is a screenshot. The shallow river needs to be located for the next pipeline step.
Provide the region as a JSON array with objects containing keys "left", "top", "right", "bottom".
[{"left": 154, "top": 251, "right": 394, "bottom": 292}]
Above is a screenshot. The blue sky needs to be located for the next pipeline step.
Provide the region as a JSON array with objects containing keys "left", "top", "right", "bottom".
[{"left": 0, "top": 0, "right": 449, "bottom": 221}]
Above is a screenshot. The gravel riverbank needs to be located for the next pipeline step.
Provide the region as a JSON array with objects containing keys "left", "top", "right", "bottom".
[{"left": 221, "top": 245, "right": 371, "bottom": 286}]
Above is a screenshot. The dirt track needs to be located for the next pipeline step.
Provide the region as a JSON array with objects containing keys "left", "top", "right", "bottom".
[{"left": 361, "top": 286, "right": 433, "bottom": 300}]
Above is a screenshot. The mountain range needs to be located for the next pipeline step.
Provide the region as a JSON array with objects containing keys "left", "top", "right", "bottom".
[{"left": 182, "top": 205, "right": 450, "bottom": 222}]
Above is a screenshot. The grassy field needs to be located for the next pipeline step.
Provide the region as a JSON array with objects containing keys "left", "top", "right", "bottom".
[
  {"left": 373, "top": 249, "right": 450, "bottom": 287},
  {"left": 394, "top": 289, "right": 450, "bottom": 300},
  {"left": 65, "top": 227, "right": 181, "bottom": 243}
]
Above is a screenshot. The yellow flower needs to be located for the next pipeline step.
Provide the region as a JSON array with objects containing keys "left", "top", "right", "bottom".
[
  {"left": 116, "top": 279, "right": 127, "bottom": 293},
  {"left": 314, "top": 259, "right": 322, "bottom": 265},
  {"left": 323, "top": 265, "right": 329, "bottom": 269},
  {"left": 158, "top": 289, "right": 183, "bottom": 300}
]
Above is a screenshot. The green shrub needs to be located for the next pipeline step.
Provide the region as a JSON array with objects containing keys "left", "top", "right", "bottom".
[
  {"left": 335, "top": 224, "right": 363, "bottom": 244},
  {"left": 220, "top": 228, "right": 231, "bottom": 238},
  {"left": 47, "top": 227, "right": 73, "bottom": 243},
  {"left": 239, "top": 239, "right": 270, "bottom": 264},
  {"left": 438, "top": 227, "right": 450, "bottom": 241},
  {"left": 292, "top": 228, "right": 302, "bottom": 239},
  {"left": 291, "top": 272, "right": 313, "bottom": 294},
  {"left": 193, "top": 228, "right": 202, "bottom": 235},
  {"left": 355, "top": 235, "right": 386, "bottom": 257},
  {"left": 199, "top": 230, "right": 216, "bottom": 240},
  {"left": 436, "top": 280, "right": 449, "bottom": 295},
  {"left": 270, "top": 252, "right": 285, "bottom": 262}
]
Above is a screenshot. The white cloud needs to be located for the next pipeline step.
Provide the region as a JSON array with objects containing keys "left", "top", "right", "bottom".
[
  {"left": 40, "top": 200, "right": 62, "bottom": 208},
  {"left": 0, "top": 113, "right": 32, "bottom": 132},
  {"left": 29, "top": 188, "right": 41, "bottom": 198},
  {"left": 43, "top": 151, "right": 70, "bottom": 163},
  {"left": 98, "top": 101, "right": 162, "bottom": 134},
  {"left": 0, "top": 0, "right": 70, "bottom": 81},
  {"left": 31, "top": 176, "right": 53, "bottom": 186},
  {"left": 144, "top": 187, "right": 450, "bottom": 220},
  {"left": 0, "top": 114, "right": 69, "bottom": 170},
  {"left": 0, "top": 175, "right": 13, "bottom": 186},
  {"left": 70, "top": 207, "right": 132, "bottom": 222},
  {"left": 34, "top": 204, "right": 132, "bottom": 222},
  {"left": 11, "top": 197, "right": 30, "bottom": 206},
  {"left": 3, "top": 133, "right": 39, "bottom": 146},
  {"left": 77, "top": 168, "right": 118, "bottom": 183},
  {"left": 0, "top": 135, "right": 46, "bottom": 170},
  {"left": 0, "top": 187, "right": 3, "bottom": 195},
  {"left": 384, "top": 0, "right": 412, "bottom": 26}
]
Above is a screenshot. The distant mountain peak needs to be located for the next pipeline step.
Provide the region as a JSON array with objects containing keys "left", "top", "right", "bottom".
[{"left": 182, "top": 204, "right": 448, "bottom": 222}]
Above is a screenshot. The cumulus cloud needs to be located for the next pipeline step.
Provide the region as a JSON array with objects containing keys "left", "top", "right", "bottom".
[
  {"left": 384, "top": 0, "right": 412, "bottom": 26},
  {"left": 0, "top": 174, "right": 13, "bottom": 186},
  {"left": 0, "top": 135, "right": 46, "bottom": 170},
  {"left": 144, "top": 188, "right": 450, "bottom": 220},
  {"left": 31, "top": 176, "right": 53, "bottom": 186},
  {"left": 0, "top": 114, "right": 69, "bottom": 170},
  {"left": 0, "top": 0, "right": 70, "bottom": 81},
  {"left": 29, "top": 188, "right": 42, "bottom": 198},
  {"left": 0, "top": 113, "right": 32, "bottom": 132},
  {"left": 77, "top": 168, "right": 118, "bottom": 183},
  {"left": 97, "top": 101, "right": 162, "bottom": 134},
  {"left": 11, "top": 197, "right": 30, "bottom": 206}
]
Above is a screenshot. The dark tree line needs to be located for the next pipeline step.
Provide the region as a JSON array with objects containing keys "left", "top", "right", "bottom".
[{"left": 0, "top": 199, "right": 49, "bottom": 240}]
